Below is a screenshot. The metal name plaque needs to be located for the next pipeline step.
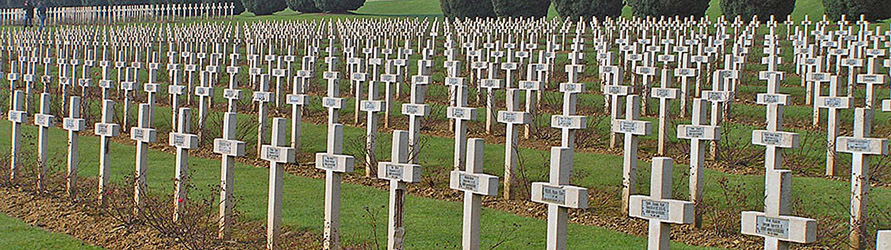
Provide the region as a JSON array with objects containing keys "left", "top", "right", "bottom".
[
  {"left": 541, "top": 186, "right": 565, "bottom": 204},
  {"left": 641, "top": 200, "right": 670, "bottom": 220},
  {"left": 755, "top": 216, "right": 790, "bottom": 239},
  {"left": 458, "top": 173, "right": 479, "bottom": 192}
]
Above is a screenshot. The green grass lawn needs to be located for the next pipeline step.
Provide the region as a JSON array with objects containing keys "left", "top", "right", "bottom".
[{"left": 0, "top": 212, "right": 100, "bottom": 250}]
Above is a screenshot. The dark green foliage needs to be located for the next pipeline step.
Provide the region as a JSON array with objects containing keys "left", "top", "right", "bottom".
[
  {"left": 287, "top": 0, "right": 320, "bottom": 13},
  {"left": 627, "top": 0, "right": 710, "bottom": 18},
  {"left": 440, "top": 0, "right": 495, "bottom": 18},
  {"left": 823, "top": 0, "right": 891, "bottom": 22},
  {"left": 312, "top": 0, "right": 364, "bottom": 13},
  {"left": 241, "top": 0, "right": 285, "bottom": 15},
  {"left": 552, "top": 0, "right": 624, "bottom": 19},
  {"left": 720, "top": 0, "right": 796, "bottom": 22},
  {"left": 491, "top": 0, "right": 549, "bottom": 17}
]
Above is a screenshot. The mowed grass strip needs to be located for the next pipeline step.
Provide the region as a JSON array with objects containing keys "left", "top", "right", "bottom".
[{"left": 0, "top": 211, "right": 102, "bottom": 250}]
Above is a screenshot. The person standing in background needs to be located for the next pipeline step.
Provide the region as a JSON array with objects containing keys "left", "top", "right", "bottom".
[
  {"left": 36, "top": 0, "right": 47, "bottom": 32},
  {"left": 23, "top": 0, "right": 34, "bottom": 27}
]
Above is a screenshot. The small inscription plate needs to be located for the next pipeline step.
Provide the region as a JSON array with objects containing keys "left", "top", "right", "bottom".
[
  {"left": 755, "top": 216, "right": 790, "bottom": 239},
  {"left": 641, "top": 200, "right": 670, "bottom": 220}
]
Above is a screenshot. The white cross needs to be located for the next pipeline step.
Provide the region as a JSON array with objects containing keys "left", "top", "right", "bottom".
[
  {"left": 651, "top": 69, "right": 680, "bottom": 155},
  {"left": 447, "top": 78, "right": 476, "bottom": 171},
  {"left": 130, "top": 103, "right": 156, "bottom": 207},
  {"left": 677, "top": 99, "right": 721, "bottom": 227},
  {"left": 31, "top": 92, "right": 53, "bottom": 191},
  {"left": 601, "top": 64, "right": 628, "bottom": 148},
  {"left": 7, "top": 90, "right": 25, "bottom": 181},
  {"left": 612, "top": 95, "right": 652, "bottom": 215},
  {"left": 531, "top": 147, "right": 588, "bottom": 249},
  {"left": 63, "top": 96, "right": 86, "bottom": 197},
  {"left": 403, "top": 75, "right": 431, "bottom": 164},
  {"left": 377, "top": 130, "right": 422, "bottom": 250},
  {"left": 314, "top": 121, "right": 355, "bottom": 249},
  {"left": 814, "top": 76, "right": 852, "bottom": 176},
  {"left": 629, "top": 157, "right": 695, "bottom": 250},
  {"left": 214, "top": 112, "right": 245, "bottom": 239},
  {"left": 481, "top": 62, "right": 503, "bottom": 134},
  {"left": 263, "top": 118, "right": 296, "bottom": 249},
  {"left": 253, "top": 75, "right": 273, "bottom": 157},
  {"left": 94, "top": 100, "right": 121, "bottom": 204},
  {"left": 381, "top": 61, "right": 401, "bottom": 129},
  {"left": 169, "top": 108, "right": 198, "bottom": 222},
  {"left": 741, "top": 170, "right": 817, "bottom": 249},
  {"left": 498, "top": 89, "right": 530, "bottom": 200},
  {"left": 449, "top": 138, "right": 498, "bottom": 250},
  {"left": 836, "top": 108, "right": 889, "bottom": 249}
]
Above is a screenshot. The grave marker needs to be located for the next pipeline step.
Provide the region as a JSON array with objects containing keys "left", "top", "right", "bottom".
[
  {"left": 315, "top": 124, "right": 355, "bottom": 249},
  {"left": 34, "top": 93, "right": 54, "bottom": 190},
  {"left": 449, "top": 138, "right": 498, "bottom": 250},
  {"left": 170, "top": 108, "right": 198, "bottom": 222},
  {"left": 377, "top": 131, "right": 422, "bottom": 250},
  {"left": 676, "top": 99, "right": 721, "bottom": 227},
  {"left": 836, "top": 108, "right": 889, "bottom": 249},
  {"left": 263, "top": 118, "right": 296, "bottom": 249},
  {"left": 7, "top": 91, "right": 24, "bottom": 180},
  {"left": 612, "top": 95, "right": 652, "bottom": 215},
  {"left": 95, "top": 100, "right": 121, "bottom": 204},
  {"left": 531, "top": 147, "right": 587, "bottom": 249},
  {"left": 629, "top": 157, "right": 695, "bottom": 250}
]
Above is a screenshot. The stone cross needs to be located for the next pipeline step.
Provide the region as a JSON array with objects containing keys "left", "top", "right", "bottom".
[
  {"left": 815, "top": 76, "right": 852, "bottom": 176},
  {"left": 63, "top": 96, "right": 86, "bottom": 197},
  {"left": 377, "top": 130, "right": 422, "bottom": 250},
  {"left": 856, "top": 71, "right": 886, "bottom": 109},
  {"left": 481, "top": 63, "right": 503, "bottom": 134},
  {"left": 34, "top": 93, "right": 53, "bottom": 190},
  {"left": 315, "top": 123, "right": 355, "bottom": 249},
  {"left": 7, "top": 90, "right": 25, "bottom": 180},
  {"left": 349, "top": 61, "right": 366, "bottom": 125},
  {"left": 322, "top": 60, "right": 345, "bottom": 126},
  {"left": 362, "top": 66, "right": 386, "bottom": 177},
  {"left": 272, "top": 57, "right": 287, "bottom": 108},
  {"left": 95, "top": 100, "right": 121, "bottom": 204},
  {"left": 403, "top": 75, "right": 430, "bottom": 164},
  {"left": 552, "top": 81, "right": 586, "bottom": 149},
  {"left": 169, "top": 108, "right": 198, "bottom": 222},
  {"left": 601, "top": 65, "right": 629, "bottom": 148},
  {"left": 167, "top": 70, "right": 188, "bottom": 131},
  {"left": 612, "top": 95, "right": 651, "bottom": 215},
  {"left": 836, "top": 108, "right": 889, "bottom": 249},
  {"left": 840, "top": 53, "right": 864, "bottom": 99},
  {"left": 382, "top": 62, "right": 401, "bottom": 129},
  {"left": 651, "top": 69, "right": 680, "bottom": 155},
  {"left": 741, "top": 170, "right": 817, "bottom": 250},
  {"left": 702, "top": 69, "right": 735, "bottom": 159},
  {"left": 447, "top": 80, "right": 476, "bottom": 171},
  {"left": 520, "top": 63, "right": 545, "bottom": 140},
  {"left": 752, "top": 76, "right": 798, "bottom": 173},
  {"left": 225, "top": 52, "right": 242, "bottom": 111},
  {"left": 449, "top": 138, "right": 498, "bottom": 250},
  {"left": 531, "top": 147, "right": 588, "bottom": 250},
  {"left": 807, "top": 69, "right": 831, "bottom": 127},
  {"left": 131, "top": 103, "right": 156, "bottom": 207},
  {"left": 263, "top": 118, "right": 296, "bottom": 249},
  {"left": 629, "top": 157, "right": 695, "bottom": 250},
  {"left": 674, "top": 60, "right": 697, "bottom": 117},
  {"left": 635, "top": 58, "right": 657, "bottom": 116},
  {"left": 254, "top": 75, "right": 273, "bottom": 157},
  {"left": 214, "top": 112, "right": 245, "bottom": 239},
  {"left": 288, "top": 70, "right": 310, "bottom": 151},
  {"left": 498, "top": 89, "right": 531, "bottom": 200},
  {"left": 677, "top": 99, "right": 721, "bottom": 228},
  {"left": 6, "top": 64, "right": 19, "bottom": 116}
]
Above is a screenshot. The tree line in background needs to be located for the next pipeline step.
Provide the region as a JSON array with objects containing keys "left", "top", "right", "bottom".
[
  {"left": 0, "top": 0, "right": 888, "bottom": 22},
  {"left": 441, "top": 0, "right": 891, "bottom": 22}
]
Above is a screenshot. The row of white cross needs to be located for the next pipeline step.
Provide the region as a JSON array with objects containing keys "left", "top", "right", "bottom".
[
  {"left": 0, "top": 2, "right": 235, "bottom": 26},
  {"left": 3, "top": 15, "right": 891, "bottom": 250}
]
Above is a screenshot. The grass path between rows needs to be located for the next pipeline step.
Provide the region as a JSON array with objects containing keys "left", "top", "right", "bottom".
[{"left": 0, "top": 211, "right": 101, "bottom": 250}]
